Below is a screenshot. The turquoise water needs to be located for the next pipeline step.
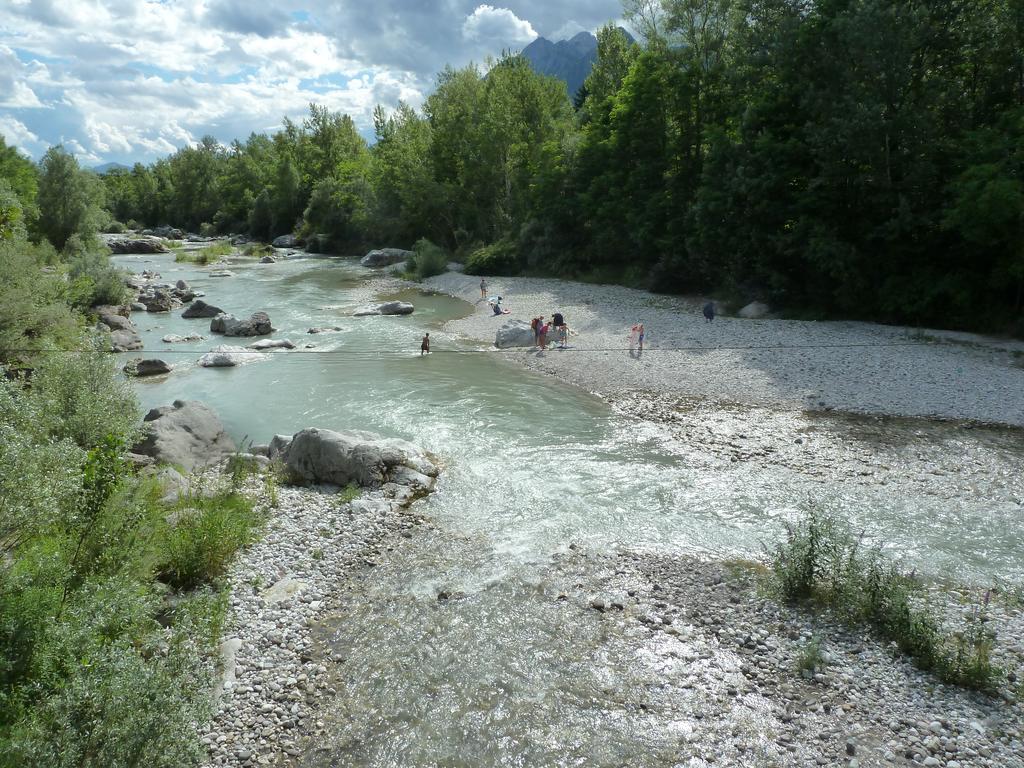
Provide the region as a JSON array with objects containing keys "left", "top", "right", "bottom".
[{"left": 115, "top": 250, "right": 1023, "bottom": 766}]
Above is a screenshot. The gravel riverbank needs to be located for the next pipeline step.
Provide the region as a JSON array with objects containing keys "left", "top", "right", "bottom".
[
  {"left": 199, "top": 480, "right": 429, "bottom": 767},
  {"left": 424, "top": 273, "right": 1024, "bottom": 427}
]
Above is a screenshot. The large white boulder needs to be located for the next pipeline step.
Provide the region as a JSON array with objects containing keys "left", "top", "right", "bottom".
[
  {"left": 360, "top": 248, "right": 413, "bottom": 268},
  {"left": 198, "top": 345, "right": 264, "bottom": 367},
  {"left": 495, "top": 319, "right": 535, "bottom": 348},
  {"left": 210, "top": 311, "right": 273, "bottom": 337},
  {"left": 353, "top": 301, "right": 415, "bottom": 316},
  {"left": 281, "top": 428, "right": 438, "bottom": 492},
  {"left": 132, "top": 400, "right": 237, "bottom": 471}
]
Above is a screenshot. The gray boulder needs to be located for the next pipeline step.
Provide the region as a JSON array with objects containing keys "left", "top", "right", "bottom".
[
  {"left": 198, "top": 345, "right": 261, "bottom": 368},
  {"left": 268, "top": 434, "right": 293, "bottom": 460},
  {"left": 259, "top": 255, "right": 276, "bottom": 263},
  {"left": 210, "top": 312, "right": 273, "bottom": 337},
  {"left": 140, "top": 293, "right": 176, "bottom": 313},
  {"left": 307, "top": 326, "right": 341, "bottom": 334},
  {"left": 738, "top": 301, "right": 770, "bottom": 320},
  {"left": 247, "top": 338, "right": 294, "bottom": 350},
  {"left": 130, "top": 302, "right": 147, "bottom": 312},
  {"left": 162, "top": 333, "right": 205, "bottom": 343},
  {"left": 108, "top": 236, "right": 170, "bottom": 255},
  {"left": 280, "top": 428, "right": 439, "bottom": 492},
  {"left": 175, "top": 279, "right": 190, "bottom": 291},
  {"left": 152, "top": 226, "right": 185, "bottom": 240},
  {"left": 354, "top": 301, "right": 415, "bottom": 317},
  {"left": 109, "top": 328, "right": 144, "bottom": 353},
  {"left": 495, "top": 319, "right": 535, "bottom": 349},
  {"left": 360, "top": 248, "right": 413, "bottom": 268},
  {"left": 98, "top": 312, "right": 134, "bottom": 332},
  {"left": 272, "top": 234, "right": 298, "bottom": 248},
  {"left": 124, "top": 358, "right": 172, "bottom": 377},
  {"left": 182, "top": 299, "right": 224, "bottom": 319},
  {"left": 132, "top": 400, "right": 237, "bottom": 471}
]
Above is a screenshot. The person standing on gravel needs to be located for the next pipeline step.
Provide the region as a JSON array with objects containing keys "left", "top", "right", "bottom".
[{"left": 480, "top": 278, "right": 487, "bottom": 299}]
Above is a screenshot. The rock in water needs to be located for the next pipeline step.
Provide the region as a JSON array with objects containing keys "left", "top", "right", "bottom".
[
  {"left": 210, "top": 312, "right": 273, "bottom": 337},
  {"left": 738, "top": 301, "right": 770, "bottom": 319},
  {"left": 109, "top": 328, "right": 144, "bottom": 352},
  {"left": 282, "top": 428, "right": 439, "bottom": 490},
  {"left": 140, "top": 293, "right": 175, "bottom": 313},
  {"left": 495, "top": 319, "right": 536, "bottom": 348},
  {"left": 124, "top": 358, "right": 173, "bottom": 377},
  {"left": 272, "top": 234, "right": 298, "bottom": 248},
  {"left": 162, "top": 333, "right": 205, "bottom": 343},
  {"left": 247, "top": 338, "right": 295, "bottom": 350},
  {"left": 132, "top": 400, "right": 237, "bottom": 471},
  {"left": 182, "top": 299, "right": 224, "bottom": 319},
  {"left": 107, "top": 236, "right": 170, "bottom": 254},
  {"left": 360, "top": 248, "right": 414, "bottom": 268},
  {"left": 259, "top": 255, "right": 276, "bottom": 263},
  {"left": 197, "top": 345, "right": 259, "bottom": 367},
  {"left": 354, "top": 301, "right": 415, "bottom": 316}
]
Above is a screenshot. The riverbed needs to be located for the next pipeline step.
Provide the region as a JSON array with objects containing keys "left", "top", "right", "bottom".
[{"left": 113, "top": 249, "right": 1024, "bottom": 767}]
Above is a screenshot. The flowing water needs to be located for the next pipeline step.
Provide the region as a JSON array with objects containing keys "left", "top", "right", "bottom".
[{"left": 115, "top": 250, "right": 1024, "bottom": 766}]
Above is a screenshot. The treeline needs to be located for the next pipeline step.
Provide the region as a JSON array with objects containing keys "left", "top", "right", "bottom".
[{"left": 5, "top": 0, "right": 1023, "bottom": 334}]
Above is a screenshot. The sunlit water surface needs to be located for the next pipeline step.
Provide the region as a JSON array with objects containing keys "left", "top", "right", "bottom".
[{"left": 115, "top": 251, "right": 1024, "bottom": 767}]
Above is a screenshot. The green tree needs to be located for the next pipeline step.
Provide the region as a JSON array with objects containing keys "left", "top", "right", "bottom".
[{"left": 36, "top": 147, "right": 105, "bottom": 251}]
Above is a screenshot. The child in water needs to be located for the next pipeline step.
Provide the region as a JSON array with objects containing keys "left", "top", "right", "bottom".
[{"left": 421, "top": 333, "right": 430, "bottom": 355}]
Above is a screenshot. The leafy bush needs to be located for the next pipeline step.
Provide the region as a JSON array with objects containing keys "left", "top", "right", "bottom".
[
  {"left": 199, "top": 222, "right": 217, "bottom": 237},
  {"left": 769, "top": 509, "right": 1003, "bottom": 691},
  {"left": 174, "top": 241, "right": 232, "bottom": 264},
  {"left": 242, "top": 243, "right": 275, "bottom": 258},
  {"left": 64, "top": 235, "right": 129, "bottom": 309},
  {"left": 27, "top": 335, "right": 140, "bottom": 449},
  {"left": 464, "top": 237, "right": 520, "bottom": 275},
  {"left": 157, "top": 492, "right": 262, "bottom": 590},
  {"left": 405, "top": 238, "right": 449, "bottom": 280},
  {"left": 0, "top": 240, "right": 81, "bottom": 365}
]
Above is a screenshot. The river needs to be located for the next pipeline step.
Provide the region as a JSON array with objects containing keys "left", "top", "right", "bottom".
[{"left": 114, "top": 249, "right": 1024, "bottom": 766}]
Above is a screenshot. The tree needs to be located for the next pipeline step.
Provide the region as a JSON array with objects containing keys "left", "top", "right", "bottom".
[{"left": 36, "top": 147, "right": 104, "bottom": 251}]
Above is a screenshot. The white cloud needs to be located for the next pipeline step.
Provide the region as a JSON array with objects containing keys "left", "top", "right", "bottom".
[
  {"left": 0, "top": 116, "right": 45, "bottom": 155},
  {"left": 0, "top": 0, "right": 622, "bottom": 163},
  {"left": 462, "top": 5, "right": 537, "bottom": 44}
]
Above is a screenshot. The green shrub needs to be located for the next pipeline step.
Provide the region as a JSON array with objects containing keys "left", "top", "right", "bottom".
[
  {"left": 199, "top": 222, "right": 217, "bottom": 237},
  {"left": 336, "top": 482, "right": 361, "bottom": 504},
  {"left": 157, "top": 492, "right": 262, "bottom": 590},
  {"left": 0, "top": 240, "right": 82, "bottom": 365},
  {"left": 242, "top": 243, "right": 275, "bottom": 258},
  {"left": 175, "top": 241, "right": 232, "bottom": 264},
  {"left": 64, "top": 236, "right": 129, "bottom": 309},
  {"left": 769, "top": 509, "right": 1003, "bottom": 692},
  {"left": 27, "top": 335, "right": 140, "bottom": 450},
  {"left": 405, "top": 238, "right": 449, "bottom": 280},
  {"left": 464, "top": 237, "right": 520, "bottom": 275}
]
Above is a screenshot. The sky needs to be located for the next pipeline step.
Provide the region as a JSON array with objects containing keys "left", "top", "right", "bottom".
[{"left": 0, "top": 0, "right": 623, "bottom": 167}]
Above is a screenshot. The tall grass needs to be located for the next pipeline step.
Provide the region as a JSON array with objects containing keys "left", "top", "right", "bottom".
[
  {"left": 174, "top": 241, "right": 233, "bottom": 264},
  {"left": 157, "top": 491, "right": 263, "bottom": 591},
  {"left": 769, "top": 509, "right": 1002, "bottom": 692}
]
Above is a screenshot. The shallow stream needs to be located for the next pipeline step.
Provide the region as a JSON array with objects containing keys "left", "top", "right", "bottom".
[{"left": 114, "top": 250, "right": 1024, "bottom": 766}]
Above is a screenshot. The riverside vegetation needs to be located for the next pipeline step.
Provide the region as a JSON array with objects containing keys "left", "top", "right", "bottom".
[
  {"left": 770, "top": 509, "right": 1002, "bottom": 692},
  {"left": 0, "top": 154, "right": 264, "bottom": 765}
]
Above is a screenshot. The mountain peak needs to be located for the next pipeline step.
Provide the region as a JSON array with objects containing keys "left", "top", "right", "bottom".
[{"left": 521, "top": 31, "right": 598, "bottom": 98}]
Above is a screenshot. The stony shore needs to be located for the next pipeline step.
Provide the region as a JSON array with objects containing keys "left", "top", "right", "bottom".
[
  {"left": 199, "top": 479, "right": 430, "bottom": 767},
  {"left": 197, "top": 266, "right": 1023, "bottom": 767},
  {"left": 424, "top": 273, "right": 1024, "bottom": 427}
]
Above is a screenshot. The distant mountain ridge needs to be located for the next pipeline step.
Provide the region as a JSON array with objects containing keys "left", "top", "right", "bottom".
[
  {"left": 520, "top": 28, "right": 634, "bottom": 99},
  {"left": 93, "top": 162, "right": 130, "bottom": 174}
]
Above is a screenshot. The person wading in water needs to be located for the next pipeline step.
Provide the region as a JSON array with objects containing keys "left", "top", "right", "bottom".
[{"left": 421, "top": 333, "right": 430, "bottom": 355}]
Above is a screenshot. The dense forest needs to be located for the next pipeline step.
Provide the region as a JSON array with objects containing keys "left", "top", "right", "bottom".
[{"left": 3, "top": 0, "right": 1023, "bottom": 336}]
